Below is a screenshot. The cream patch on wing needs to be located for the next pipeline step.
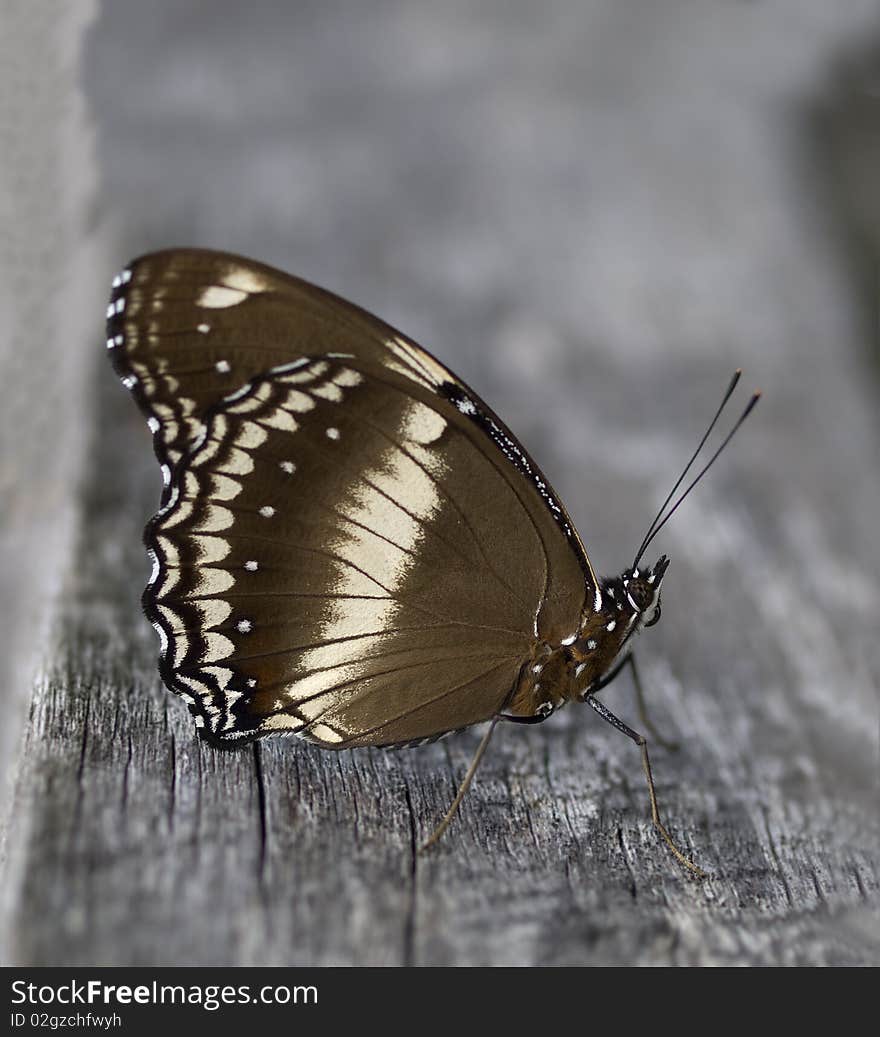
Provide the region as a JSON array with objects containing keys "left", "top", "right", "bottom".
[
  {"left": 292, "top": 398, "right": 445, "bottom": 727},
  {"left": 384, "top": 336, "right": 451, "bottom": 389},
  {"left": 222, "top": 267, "right": 270, "bottom": 294},
  {"left": 398, "top": 400, "right": 447, "bottom": 445},
  {"left": 196, "top": 266, "right": 270, "bottom": 308},
  {"left": 197, "top": 285, "right": 249, "bottom": 309}
]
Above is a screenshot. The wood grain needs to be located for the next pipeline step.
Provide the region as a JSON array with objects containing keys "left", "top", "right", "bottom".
[{"left": 1, "top": 0, "right": 878, "bottom": 966}]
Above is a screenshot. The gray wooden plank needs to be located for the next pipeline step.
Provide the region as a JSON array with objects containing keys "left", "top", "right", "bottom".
[
  {"left": 2, "top": 0, "right": 879, "bottom": 966},
  {"left": 0, "top": 0, "right": 107, "bottom": 964},
  {"left": 0, "top": 0, "right": 101, "bottom": 813}
]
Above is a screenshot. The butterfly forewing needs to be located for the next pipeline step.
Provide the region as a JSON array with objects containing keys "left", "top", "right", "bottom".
[
  {"left": 110, "top": 249, "right": 600, "bottom": 746},
  {"left": 107, "top": 249, "right": 454, "bottom": 486},
  {"left": 148, "top": 354, "right": 589, "bottom": 746}
]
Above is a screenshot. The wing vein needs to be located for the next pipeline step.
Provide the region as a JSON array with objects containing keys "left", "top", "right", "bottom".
[{"left": 300, "top": 658, "right": 515, "bottom": 744}]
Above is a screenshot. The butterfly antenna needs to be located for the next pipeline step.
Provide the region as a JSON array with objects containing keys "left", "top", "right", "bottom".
[
  {"left": 633, "top": 387, "right": 761, "bottom": 569},
  {"left": 632, "top": 370, "right": 743, "bottom": 570}
]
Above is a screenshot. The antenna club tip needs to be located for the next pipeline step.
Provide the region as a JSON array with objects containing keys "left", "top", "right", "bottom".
[{"left": 635, "top": 371, "right": 760, "bottom": 562}]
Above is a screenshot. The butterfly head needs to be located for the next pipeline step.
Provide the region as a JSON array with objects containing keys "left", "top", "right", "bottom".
[
  {"left": 585, "top": 555, "right": 668, "bottom": 652},
  {"left": 618, "top": 554, "right": 669, "bottom": 629},
  {"left": 562, "top": 556, "right": 670, "bottom": 692}
]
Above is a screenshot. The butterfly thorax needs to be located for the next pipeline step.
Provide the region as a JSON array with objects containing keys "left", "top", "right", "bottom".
[{"left": 505, "top": 557, "right": 668, "bottom": 720}]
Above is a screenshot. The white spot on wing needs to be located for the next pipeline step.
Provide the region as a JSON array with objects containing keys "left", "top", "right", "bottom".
[
  {"left": 223, "top": 267, "right": 269, "bottom": 294},
  {"left": 197, "top": 285, "right": 248, "bottom": 309}
]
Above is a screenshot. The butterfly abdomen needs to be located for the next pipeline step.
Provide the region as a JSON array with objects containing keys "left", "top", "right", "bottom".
[{"left": 505, "top": 646, "right": 577, "bottom": 719}]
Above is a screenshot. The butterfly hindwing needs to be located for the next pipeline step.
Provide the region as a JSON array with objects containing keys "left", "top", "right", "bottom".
[
  {"left": 148, "top": 354, "right": 592, "bottom": 746},
  {"left": 109, "top": 250, "right": 600, "bottom": 745}
]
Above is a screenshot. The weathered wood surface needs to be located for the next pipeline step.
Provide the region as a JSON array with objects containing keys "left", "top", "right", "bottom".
[{"left": 2, "top": 1, "right": 879, "bottom": 966}]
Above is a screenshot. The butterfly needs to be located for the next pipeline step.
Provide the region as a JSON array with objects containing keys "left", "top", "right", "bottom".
[{"left": 106, "top": 248, "right": 758, "bottom": 876}]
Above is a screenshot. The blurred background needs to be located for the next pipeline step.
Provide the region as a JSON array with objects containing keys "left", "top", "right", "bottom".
[{"left": 1, "top": 0, "right": 878, "bottom": 965}]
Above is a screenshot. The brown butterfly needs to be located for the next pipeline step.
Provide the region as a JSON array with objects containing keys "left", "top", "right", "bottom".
[{"left": 106, "top": 249, "right": 758, "bottom": 876}]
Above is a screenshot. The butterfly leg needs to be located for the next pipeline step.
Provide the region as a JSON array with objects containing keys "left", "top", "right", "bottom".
[
  {"left": 585, "top": 694, "right": 705, "bottom": 879},
  {"left": 419, "top": 717, "right": 501, "bottom": 853},
  {"left": 591, "top": 654, "right": 678, "bottom": 751},
  {"left": 627, "top": 655, "right": 679, "bottom": 751}
]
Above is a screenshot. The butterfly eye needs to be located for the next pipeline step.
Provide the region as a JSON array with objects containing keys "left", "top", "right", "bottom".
[{"left": 644, "top": 600, "right": 662, "bottom": 627}]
